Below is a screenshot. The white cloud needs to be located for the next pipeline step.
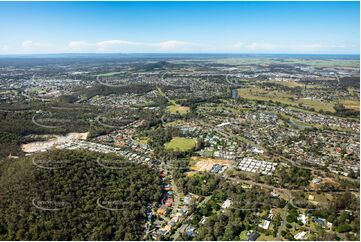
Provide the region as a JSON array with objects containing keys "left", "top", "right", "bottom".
[
  {"left": 8, "top": 39, "right": 354, "bottom": 54},
  {"left": 67, "top": 39, "right": 145, "bottom": 52},
  {"left": 232, "top": 42, "right": 244, "bottom": 49},
  {"left": 2, "top": 45, "right": 9, "bottom": 51},
  {"left": 244, "top": 42, "right": 278, "bottom": 51},
  {"left": 291, "top": 43, "right": 326, "bottom": 52},
  {"left": 227, "top": 42, "right": 278, "bottom": 52},
  {"left": 68, "top": 41, "right": 97, "bottom": 51},
  {"left": 288, "top": 43, "right": 349, "bottom": 53},
  {"left": 158, "top": 40, "right": 192, "bottom": 51},
  {"left": 21, "top": 40, "right": 54, "bottom": 51},
  {"left": 227, "top": 42, "right": 353, "bottom": 53},
  {"left": 97, "top": 40, "right": 141, "bottom": 51},
  {"left": 66, "top": 39, "right": 197, "bottom": 52}
]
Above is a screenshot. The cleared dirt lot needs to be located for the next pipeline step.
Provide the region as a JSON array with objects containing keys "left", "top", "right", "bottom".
[
  {"left": 21, "top": 132, "right": 88, "bottom": 153},
  {"left": 190, "top": 156, "right": 235, "bottom": 172}
]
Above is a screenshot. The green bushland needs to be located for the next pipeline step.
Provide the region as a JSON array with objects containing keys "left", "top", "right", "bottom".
[{"left": 0, "top": 149, "right": 161, "bottom": 240}]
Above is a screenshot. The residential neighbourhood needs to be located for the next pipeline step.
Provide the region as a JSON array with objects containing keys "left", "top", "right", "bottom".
[{"left": 1, "top": 54, "right": 359, "bottom": 241}]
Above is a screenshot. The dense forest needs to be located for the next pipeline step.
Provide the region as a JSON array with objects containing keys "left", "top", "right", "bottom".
[
  {"left": 0, "top": 149, "right": 162, "bottom": 240},
  {"left": 0, "top": 131, "right": 22, "bottom": 158},
  {"left": 0, "top": 104, "right": 99, "bottom": 158}
]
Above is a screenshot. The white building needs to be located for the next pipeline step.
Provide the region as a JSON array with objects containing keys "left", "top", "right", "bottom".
[
  {"left": 258, "top": 219, "right": 271, "bottom": 230},
  {"left": 294, "top": 231, "right": 307, "bottom": 240},
  {"left": 221, "top": 199, "right": 232, "bottom": 209},
  {"left": 297, "top": 214, "right": 308, "bottom": 225}
]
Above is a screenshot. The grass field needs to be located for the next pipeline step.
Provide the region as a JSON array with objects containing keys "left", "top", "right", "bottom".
[
  {"left": 257, "top": 234, "right": 276, "bottom": 241},
  {"left": 239, "top": 231, "right": 249, "bottom": 240},
  {"left": 164, "top": 137, "right": 197, "bottom": 152},
  {"left": 267, "top": 80, "right": 305, "bottom": 88},
  {"left": 266, "top": 80, "right": 322, "bottom": 89},
  {"left": 305, "top": 192, "right": 333, "bottom": 206},
  {"left": 214, "top": 58, "right": 360, "bottom": 68},
  {"left": 197, "top": 103, "right": 244, "bottom": 114},
  {"left": 167, "top": 105, "right": 190, "bottom": 115},
  {"left": 340, "top": 99, "right": 360, "bottom": 111},
  {"left": 164, "top": 120, "right": 186, "bottom": 127},
  {"left": 237, "top": 87, "right": 336, "bottom": 113},
  {"left": 137, "top": 137, "right": 149, "bottom": 145},
  {"left": 299, "top": 98, "right": 336, "bottom": 113},
  {"left": 96, "top": 72, "right": 123, "bottom": 77}
]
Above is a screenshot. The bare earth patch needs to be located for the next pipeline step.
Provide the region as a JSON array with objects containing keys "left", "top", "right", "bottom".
[
  {"left": 21, "top": 132, "right": 89, "bottom": 153},
  {"left": 190, "top": 156, "right": 235, "bottom": 172}
]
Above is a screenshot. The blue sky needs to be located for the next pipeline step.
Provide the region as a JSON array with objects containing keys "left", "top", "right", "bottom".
[{"left": 0, "top": 1, "right": 359, "bottom": 54}]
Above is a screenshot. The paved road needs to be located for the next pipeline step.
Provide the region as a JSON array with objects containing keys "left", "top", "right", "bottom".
[{"left": 277, "top": 203, "right": 288, "bottom": 240}]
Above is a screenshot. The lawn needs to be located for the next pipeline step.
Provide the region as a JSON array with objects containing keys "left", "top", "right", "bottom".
[
  {"left": 96, "top": 72, "right": 123, "bottom": 77},
  {"left": 239, "top": 230, "right": 249, "bottom": 240},
  {"left": 305, "top": 192, "right": 333, "bottom": 206},
  {"left": 267, "top": 80, "right": 323, "bottom": 89},
  {"left": 214, "top": 58, "right": 359, "bottom": 68},
  {"left": 137, "top": 137, "right": 149, "bottom": 145},
  {"left": 267, "top": 80, "right": 305, "bottom": 88},
  {"left": 164, "top": 120, "right": 186, "bottom": 127},
  {"left": 257, "top": 233, "right": 276, "bottom": 241},
  {"left": 299, "top": 98, "right": 336, "bottom": 113},
  {"left": 237, "top": 87, "right": 336, "bottom": 113},
  {"left": 340, "top": 99, "right": 360, "bottom": 111},
  {"left": 238, "top": 87, "right": 294, "bottom": 103},
  {"left": 165, "top": 137, "right": 197, "bottom": 152},
  {"left": 167, "top": 105, "right": 190, "bottom": 115}
]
